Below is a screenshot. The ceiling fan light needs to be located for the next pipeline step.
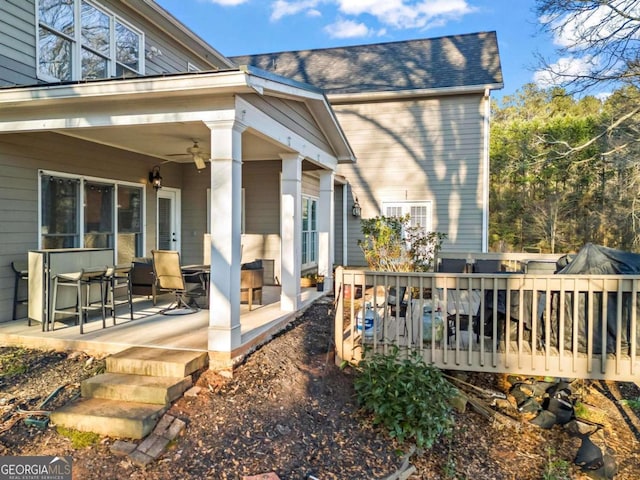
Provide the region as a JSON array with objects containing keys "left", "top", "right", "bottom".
[{"left": 193, "top": 154, "right": 206, "bottom": 170}]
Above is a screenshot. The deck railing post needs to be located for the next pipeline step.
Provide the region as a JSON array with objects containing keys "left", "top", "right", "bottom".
[{"left": 334, "top": 266, "right": 345, "bottom": 366}]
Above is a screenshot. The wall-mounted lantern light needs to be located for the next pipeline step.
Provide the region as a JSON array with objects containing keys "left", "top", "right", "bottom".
[
  {"left": 149, "top": 165, "right": 162, "bottom": 191},
  {"left": 352, "top": 197, "right": 361, "bottom": 217}
]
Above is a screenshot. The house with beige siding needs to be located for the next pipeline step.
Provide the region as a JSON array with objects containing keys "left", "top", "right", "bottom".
[
  {"left": 0, "top": 0, "right": 502, "bottom": 359},
  {"left": 232, "top": 32, "right": 504, "bottom": 264}
]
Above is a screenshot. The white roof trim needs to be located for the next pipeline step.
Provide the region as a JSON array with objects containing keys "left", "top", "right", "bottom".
[
  {"left": 327, "top": 82, "right": 504, "bottom": 103},
  {"left": 0, "top": 71, "right": 252, "bottom": 105}
]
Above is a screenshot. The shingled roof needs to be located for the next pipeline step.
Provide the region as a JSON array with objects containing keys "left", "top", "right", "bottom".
[{"left": 231, "top": 31, "right": 503, "bottom": 96}]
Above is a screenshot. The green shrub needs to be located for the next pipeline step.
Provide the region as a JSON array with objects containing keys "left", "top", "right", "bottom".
[
  {"left": 353, "top": 347, "right": 455, "bottom": 448},
  {"left": 358, "top": 215, "right": 446, "bottom": 272}
]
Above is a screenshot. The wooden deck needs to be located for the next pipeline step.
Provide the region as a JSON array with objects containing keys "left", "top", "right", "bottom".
[
  {"left": 335, "top": 267, "right": 640, "bottom": 381},
  {"left": 0, "top": 286, "right": 325, "bottom": 362}
]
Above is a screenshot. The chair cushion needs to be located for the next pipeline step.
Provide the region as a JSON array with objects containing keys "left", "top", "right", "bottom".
[
  {"left": 473, "top": 260, "right": 502, "bottom": 273},
  {"left": 439, "top": 258, "right": 467, "bottom": 273},
  {"left": 241, "top": 260, "right": 263, "bottom": 270}
]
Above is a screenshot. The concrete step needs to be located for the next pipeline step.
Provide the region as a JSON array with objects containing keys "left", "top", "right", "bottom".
[
  {"left": 106, "top": 347, "right": 208, "bottom": 377},
  {"left": 50, "top": 398, "right": 167, "bottom": 439},
  {"left": 81, "top": 373, "right": 193, "bottom": 405}
]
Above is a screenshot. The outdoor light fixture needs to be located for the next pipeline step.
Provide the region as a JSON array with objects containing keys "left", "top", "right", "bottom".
[
  {"left": 352, "top": 197, "right": 361, "bottom": 217},
  {"left": 149, "top": 165, "right": 162, "bottom": 191},
  {"left": 187, "top": 141, "right": 207, "bottom": 170}
]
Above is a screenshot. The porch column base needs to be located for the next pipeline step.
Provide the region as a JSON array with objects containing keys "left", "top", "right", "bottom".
[
  {"left": 207, "top": 324, "right": 241, "bottom": 354},
  {"left": 281, "top": 294, "right": 301, "bottom": 312}
]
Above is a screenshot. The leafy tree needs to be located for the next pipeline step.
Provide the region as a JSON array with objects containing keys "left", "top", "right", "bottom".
[
  {"left": 491, "top": 85, "right": 604, "bottom": 252},
  {"left": 491, "top": 82, "right": 640, "bottom": 252},
  {"left": 358, "top": 215, "right": 446, "bottom": 272}
]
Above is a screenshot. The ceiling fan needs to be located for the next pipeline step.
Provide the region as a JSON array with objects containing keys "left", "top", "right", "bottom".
[{"left": 166, "top": 140, "right": 208, "bottom": 170}]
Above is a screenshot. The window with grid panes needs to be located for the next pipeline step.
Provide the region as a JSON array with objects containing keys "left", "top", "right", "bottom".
[
  {"left": 302, "top": 196, "right": 318, "bottom": 268},
  {"left": 383, "top": 202, "right": 433, "bottom": 233},
  {"left": 38, "top": 0, "right": 143, "bottom": 82}
]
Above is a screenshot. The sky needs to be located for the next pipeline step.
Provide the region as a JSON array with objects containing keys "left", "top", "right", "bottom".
[{"left": 154, "top": 0, "right": 561, "bottom": 101}]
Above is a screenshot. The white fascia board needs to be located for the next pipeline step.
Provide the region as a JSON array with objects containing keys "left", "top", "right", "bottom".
[
  {"left": 0, "top": 108, "right": 236, "bottom": 133},
  {"left": 240, "top": 67, "right": 355, "bottom": 164},
  {"left": 239, "top": 65, "right": 328, "bottom": 105},
  {"left": 0, "top": 71, "right": 251, "bottom": 106},
  {"left": 235, "top": 95, "right": 338, "bottom": 171},
  {"left": 327, "top": 82, "right": 504, "bottom": 104}
]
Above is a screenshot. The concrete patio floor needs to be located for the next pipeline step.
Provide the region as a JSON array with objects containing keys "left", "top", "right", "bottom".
[{"left": 0, "top": 286, "right": 327, "bottom": 360}]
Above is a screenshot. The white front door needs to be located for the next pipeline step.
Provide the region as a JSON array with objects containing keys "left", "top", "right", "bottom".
[{"left": 157, "top": 188, "right": 181, "bottom": 252}]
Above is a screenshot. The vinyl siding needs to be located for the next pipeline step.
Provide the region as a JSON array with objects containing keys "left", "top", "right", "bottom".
[
  {"left": 0, "top": 0, "right": 37, "bottom": 85},
  {"left": 0, "top": 0, "right": 223, "bottom": 88},
  {"left": 0, "top": 132, "right": 180, "bottom": 323},
  {"left": 243, "top": 94, "right": 334, "bottom": 155},
  {"left": 97, "top": 0, "right": 223, "bottom": 74},
  {"left": 179, "top": 162, "right": 206, "bottom": 266},
  {"left": 241, "top": 161, "right": 282, "bottom": 282},
  {"left": 336, "top": 93, "right": 486, "bottom": 265},
  {"left": 181, "top": 160, "right": 285, "bottom": 277}
]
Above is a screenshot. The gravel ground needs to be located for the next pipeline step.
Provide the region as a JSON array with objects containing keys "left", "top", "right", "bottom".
[{"left": 1, "top": 296, "right": 639, "bottom": 479}]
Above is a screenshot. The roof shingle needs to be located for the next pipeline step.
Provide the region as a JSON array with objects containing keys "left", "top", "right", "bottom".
[{"left": 231, "top": 31, "right": 503, "bottom": 95}]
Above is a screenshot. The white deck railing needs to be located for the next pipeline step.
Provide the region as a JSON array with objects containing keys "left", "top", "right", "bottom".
[{"left": 334, "top": 267, "right": 640, "bottom": 381}]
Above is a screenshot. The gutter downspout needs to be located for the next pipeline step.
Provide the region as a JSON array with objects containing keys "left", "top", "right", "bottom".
[
  {"left": 482, "top": 88, "right": 491, "bottom": 253},
  {"left": 343, "top": 184, "right": 348, "bottom": 266}
]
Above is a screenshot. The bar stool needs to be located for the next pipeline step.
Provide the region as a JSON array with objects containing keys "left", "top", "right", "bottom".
[
  {"left": 104, "top": 264, "right": 134, "bottom": 324},
  {"left": 10, "top": 261, "right": 28, "bottom": 321},
  {"left": 51, "top": 266, "right": 108, "bottom": 333}
]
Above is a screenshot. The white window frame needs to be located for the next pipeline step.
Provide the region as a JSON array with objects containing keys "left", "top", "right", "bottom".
[
  {"left": 38, "top": 169, "right": 146, "bottom": 261},
  {"left": 382, "top": 201, "right": 433, "bottom": 233},
  {"left": 302, "top": 195, "right": 318, "bottom": 269},
  {"left": 36, "top": 0, "right": 145, "bottom": 82}
]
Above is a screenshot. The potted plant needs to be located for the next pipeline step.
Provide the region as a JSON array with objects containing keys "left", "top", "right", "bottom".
[{"left": 300, "top": 272, "right": 317, "bottom": 288}]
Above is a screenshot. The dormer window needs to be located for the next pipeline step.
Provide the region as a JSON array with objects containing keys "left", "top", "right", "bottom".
[{"left": 37, "top": 0, "right": 144, "bottom": 82}]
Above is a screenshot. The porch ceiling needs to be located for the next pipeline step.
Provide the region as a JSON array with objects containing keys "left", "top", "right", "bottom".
[
  {"left": 56, "top": 121, "right": 290, "bottom": 165},
  {"left": 0, "top": 69, "right": 356, "bottom": 168}
]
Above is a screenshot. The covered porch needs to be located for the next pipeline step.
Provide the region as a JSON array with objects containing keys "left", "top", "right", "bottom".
[
  {"left": 0, "top": 286, "right": 326, "bottom": 365},
  {"left": 0, "top": 67, "right": 354, "bottom": 365}
]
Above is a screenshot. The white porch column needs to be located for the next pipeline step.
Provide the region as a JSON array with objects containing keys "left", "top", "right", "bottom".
[
  {"left": 280, "top": 153, "right": 303, "bottom": 311},
  {"left": 206, "top": 120, "right": 246, "bottom": 353},
  {"left": 318, "top": 170, "right": 335, "bottom": 292}
]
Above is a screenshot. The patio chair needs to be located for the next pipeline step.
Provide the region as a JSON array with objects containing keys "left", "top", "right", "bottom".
[
  {"left": 104, "top": 264, "right": 134, "bottom": 324},
  {"left": 10, "top": 261, "right": 28, "bottom": 321},
  {"left": 438, "top": 258, "right": 468, "bottom": 273},
  {"left": 51, "top": 266, "right": 108, "bottom": 333},
  {"left": 473, "top": 259, "right": 502, "bottom": 274},
  {"left": 151, "top": 250, "right": 206, "bottom": 314}
]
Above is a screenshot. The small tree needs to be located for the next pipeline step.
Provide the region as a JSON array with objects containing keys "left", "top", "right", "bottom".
[{"left": 358, "top": 215, "right": 446, "bottom": 272}]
